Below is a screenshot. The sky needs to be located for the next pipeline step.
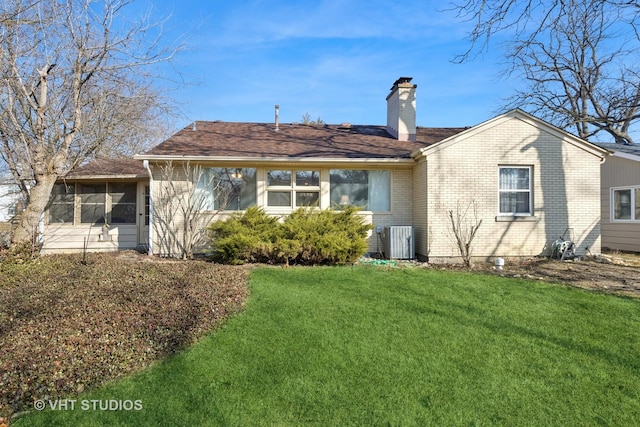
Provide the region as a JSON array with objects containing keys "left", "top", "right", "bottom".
[{"left": 135, "top": 0, "right": 522, "bottom": 131}]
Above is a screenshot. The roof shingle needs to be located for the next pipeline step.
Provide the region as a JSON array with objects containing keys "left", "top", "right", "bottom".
[
  {"left": 143, "top": 122, "right": 467, "bottom": 159},
  {"left": 590, "top": 142, "right": 640, "bottom": 157},
  {"left": 66, "top": 157, "right": 147, "bottom": 179}
]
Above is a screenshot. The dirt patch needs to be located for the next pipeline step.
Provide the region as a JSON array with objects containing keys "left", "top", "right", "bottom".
[{"left": 478, "top": 252, "right": 640, "bottom": 298}]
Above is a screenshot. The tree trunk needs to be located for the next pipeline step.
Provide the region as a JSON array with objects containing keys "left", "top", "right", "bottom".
[{"left": 11, "top": 175, "right": 58, "bottom": 246}]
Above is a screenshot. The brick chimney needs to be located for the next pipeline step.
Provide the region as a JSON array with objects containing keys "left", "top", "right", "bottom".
[{"left": 386, "top": 77, "right": 417, "bottom": 141}]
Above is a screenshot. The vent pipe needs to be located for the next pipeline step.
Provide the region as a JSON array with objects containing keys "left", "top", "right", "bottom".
[
  {"left": 192, "top": 121, "right": 197, "bottom": 131},
  {"left": 275, "top": 105, "right": 280, "bottom": 131}
]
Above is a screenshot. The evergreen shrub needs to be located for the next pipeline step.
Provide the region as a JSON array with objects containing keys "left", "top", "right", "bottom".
[{"left": 207, "top": 206, "right": 372, "bottom": 265}]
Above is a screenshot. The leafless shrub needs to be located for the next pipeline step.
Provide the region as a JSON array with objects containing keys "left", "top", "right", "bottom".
[
  {"left": 447, "top": 201, "right": 483, "bottom": 267},
  {"left": 153, "top": 161, "right": 231, "bottom": 259}
]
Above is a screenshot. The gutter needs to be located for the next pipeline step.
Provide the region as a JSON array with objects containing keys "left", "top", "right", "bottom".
[
  {"left": 143, "top": 160, "right": 153, "bottom": 256},
  {"left": 61, "top": 174, "right": 147, "bottom": 181},
  {"left": 133, "top": 154, "right": 416, "bottom": 165},
  {"left": 611, "top": 150, "right": 640, "bottom": 163}
]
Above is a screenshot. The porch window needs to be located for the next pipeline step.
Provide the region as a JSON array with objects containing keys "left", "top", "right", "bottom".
[
  {"left": 52, "top": 182, "right": 140, "bottom": 225},
  {"left": 80, "top": 183, "right": 106, "bottom": 224},
  {"left": 109, "top": 183, "right": 137, "bottom": 224},
  {"left": 498, "top": 167, "right": 532, "bottom": 215},
  {"left": 612, "top": 187, "right": 640, "bottom": 221},
  {"left": 266, "top": 170, "right": 320, "bottom": 208},
  {"left": 49, "top": 183, "right": 75, "bottom": 223},
  {"left": 196, "top": 168, "right": 257, "bottom": 211},
  {"left": 329, "top": 170, "right": 390, "bottom": 211}
]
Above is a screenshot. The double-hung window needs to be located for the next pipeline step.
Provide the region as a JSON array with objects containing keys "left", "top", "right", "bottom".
[
  {"left": 498, "top": 166, "right": 532, "bottom": 216},
  {"left": 266, "top": 170, "right": 320, "bottom": 208},
  {"left": 612, "top": 187, "right": 640, "bottom": 221}
]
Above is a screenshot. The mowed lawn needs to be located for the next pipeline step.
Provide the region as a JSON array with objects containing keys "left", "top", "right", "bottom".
[{"left": 16, "top": 266, "right": 640, "bottom": 426}]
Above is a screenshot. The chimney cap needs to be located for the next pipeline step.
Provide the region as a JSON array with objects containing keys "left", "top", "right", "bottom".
[{"left": 391, "top": 77, "right": 414, "bottom": 88}]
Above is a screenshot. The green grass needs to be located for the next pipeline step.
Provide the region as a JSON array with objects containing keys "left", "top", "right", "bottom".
[{"left": 15, "top": 266, "right": 640, "bottom": 426}]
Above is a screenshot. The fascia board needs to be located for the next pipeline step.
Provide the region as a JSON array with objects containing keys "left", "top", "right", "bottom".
[
  {"left": 134, "top": 154, "right": 416, "bottom": 166},
  {"left": 413, "top": 109, "right": 608, "bottom": 159}
]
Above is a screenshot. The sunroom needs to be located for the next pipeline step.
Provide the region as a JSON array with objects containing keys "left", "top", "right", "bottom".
[{"left": 42, "top": 158, "right": 149, "bottom": 254}]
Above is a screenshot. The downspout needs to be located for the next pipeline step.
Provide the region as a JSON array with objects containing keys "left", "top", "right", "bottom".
[
  {"left": 424, "top": 158, "right": 429, "bottom": 263},
  {"left": 143, "top": 160, "right": 154, "bottom": 256}
]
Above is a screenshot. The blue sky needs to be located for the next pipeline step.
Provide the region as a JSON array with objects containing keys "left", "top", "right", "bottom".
[{"left": 140, "top": 0, "right": 520, "bottom": 130}]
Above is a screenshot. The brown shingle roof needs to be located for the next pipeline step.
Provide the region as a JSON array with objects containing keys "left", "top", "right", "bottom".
[
  {"left": 65, "top": 157, "right": 147, "bottom": 179},
  {"left": 143, "top": 122, "right": 467, "bottom": 159}
]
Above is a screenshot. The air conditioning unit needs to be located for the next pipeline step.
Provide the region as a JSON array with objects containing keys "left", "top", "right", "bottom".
[{"left": 381, "top": 226, "right": 414, "bottom": 260}]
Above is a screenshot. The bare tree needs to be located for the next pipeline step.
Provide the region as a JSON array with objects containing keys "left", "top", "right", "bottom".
[
  {"left": 0, "top": 0, "right": 181, "bottom": 245},
  {"left": 447, "top": 201, "right": 483, "bottom": 267},
  {"left": 153, "top": 162, "right": 237, "bottom": 259},
  {"left": 450, "top": 0, "right": 640, "bottom": 144}
]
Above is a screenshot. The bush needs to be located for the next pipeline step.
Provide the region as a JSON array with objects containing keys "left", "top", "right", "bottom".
[
  {"left": 207, "top": 207, "right": 279, "bottom": 264},
  {"left": 208, "top": 206, "right": 372, "bottom": 265}
]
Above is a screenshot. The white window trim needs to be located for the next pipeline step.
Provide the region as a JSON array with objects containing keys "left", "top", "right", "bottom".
[
  {"left": 610, "top": 185, "right": 640, "bottom": 222},
  {"left": 265, "top": 170, "right": 321, "bottom": 210},
  {"left": 497, "top": 166, "right": 533, "bottom": 216}
]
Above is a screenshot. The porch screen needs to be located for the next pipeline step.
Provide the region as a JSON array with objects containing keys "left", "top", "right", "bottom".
[
  {"left": 109, "top": 183, "right": 137, "bottom": 223},
  {"left": 49, "top": 183, "right": 75, "bottom": 223},
  {"left": 80, "top": 183, "right": 106, "bottom": 224}
]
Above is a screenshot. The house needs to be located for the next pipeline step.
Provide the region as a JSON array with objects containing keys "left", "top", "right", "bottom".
[
  {"left": 0, "top": 174, "right": 23, "bottom": 223},
  {"left": 0, "top": 174, "right": 23, "bottom": 246},
  {"left": 44, "top": 77, "right": 608, "bottom": 261},
  {"left": 591, "top": 142, "right": 640, "bottom": 253},
  {"left": 41, "top": 157, "right": 150, "bottom": 254}
]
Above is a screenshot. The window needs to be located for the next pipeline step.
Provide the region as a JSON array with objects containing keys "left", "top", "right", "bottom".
[
  {"left": 80, "top": 183, "right": 106, "bottom": 224},
  {"left": 498, "top": 167, "right": 532, "bottom": 215},
  {"left": 144, "top": 185, "right": 150, "bottom": 226},
  {"left": 49, "top": 182, "right": 140, "bottom": 225},
  {"left": 49, "top": 183, "right": 75, "bottom": 223},
  {"left": 266, "top": 170, "right": 320, "bottom": 208},
  {"left": 109, "top": 183, "right": 137, "bottom": 224},
  {"left": 196, "top": 168, "right": 257, "bottom": 211},
  {"left": 329, "top": 170, "right": 390, "bottom": 211},
  {"left": 612, "top": 187, "right": 640, "bottom": 221}
]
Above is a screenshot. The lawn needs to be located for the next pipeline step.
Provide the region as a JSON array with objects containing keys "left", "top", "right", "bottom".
[{"left": 11, "top": 265, "right": 640, "bottom": 426}]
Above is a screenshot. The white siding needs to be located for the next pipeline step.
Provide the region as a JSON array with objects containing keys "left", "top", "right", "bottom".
[{"left": 42, "top": 224, "right": 138, "bottom": 254}]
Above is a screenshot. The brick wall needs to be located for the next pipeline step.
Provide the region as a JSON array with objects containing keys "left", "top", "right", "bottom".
[
  {"left": 417, "top": 115, "right": 602, "bottom": 261},
  {"left": 386, "top": 81, "right": 416, "bottom": 141}
]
